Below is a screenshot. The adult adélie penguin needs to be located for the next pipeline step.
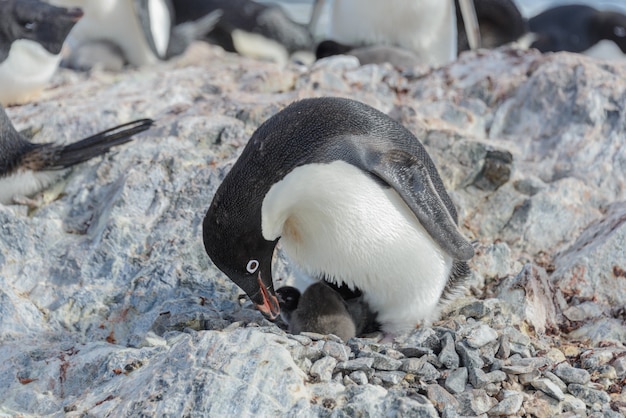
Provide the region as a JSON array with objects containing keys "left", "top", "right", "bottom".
[{"left": 203, "top": 97, "right": 474, "bottom": 336}]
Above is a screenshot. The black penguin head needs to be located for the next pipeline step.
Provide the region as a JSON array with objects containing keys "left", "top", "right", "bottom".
[
  {"left": 202, "top": 190, "right": 280, "bottom": 321},
  {"left": 0, "top": 0, "right": 83, "bottom": 60},
  {"left": 594, "top": 11, "right": 626, "bottom": 53}
]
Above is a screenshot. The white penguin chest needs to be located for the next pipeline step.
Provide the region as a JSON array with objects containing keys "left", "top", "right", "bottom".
[
  {"left": 0, "top": 169, "right": 59, "bottom": 205},
  {"left": 261, "top": 160, "right": 453, "bottom": 333}
]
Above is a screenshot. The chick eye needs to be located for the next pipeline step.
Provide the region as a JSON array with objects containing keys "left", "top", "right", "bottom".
[
  {"left": 615, "top": 26, "right": 626, "bottom": 38},
  {"left": 22, "top": 21, "right": 36, "bottom": 32},
  {"left": 246, "top": 259, "right": 259, "bottom": 274}
]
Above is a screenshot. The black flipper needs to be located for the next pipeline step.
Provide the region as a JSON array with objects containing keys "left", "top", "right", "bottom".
[
  {"left": 47, "top": 118, "right": 154, "bottom": 169},
  {"left": 370, "top": 149, "right": 474, "bottom": 261}
]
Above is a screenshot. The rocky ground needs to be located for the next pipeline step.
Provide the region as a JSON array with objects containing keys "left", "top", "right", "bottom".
[{"left": 0, "top": 43, "right": 625, "bottom": 417}]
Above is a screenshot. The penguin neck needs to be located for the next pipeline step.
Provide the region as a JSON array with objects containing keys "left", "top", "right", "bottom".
[
  {"left": 261, "top": 160, "right": 453, "bottom": 334},
  {"left": 0, "top": 40, "right": 61, "bottom": 105}
]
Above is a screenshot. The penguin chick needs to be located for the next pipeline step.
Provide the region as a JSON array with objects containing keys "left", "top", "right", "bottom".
[
  {"left": 277, "top": 282, "right": 362, "bottom": 341},
  {"left": 203, "top": 97, "right": 474, "bottom": 336},
  {"left": 0, "top": 105, "right": 153, "bottom": 205},
  {"left": 0, "top": 0, "right": 83, "bottom": 106}
]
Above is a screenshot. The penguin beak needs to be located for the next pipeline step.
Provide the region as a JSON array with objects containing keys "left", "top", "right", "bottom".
[{"left": 252, "top": 273, "right": 280, "bottom": 320}]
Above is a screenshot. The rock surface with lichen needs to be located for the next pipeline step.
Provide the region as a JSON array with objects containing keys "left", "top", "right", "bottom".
[{"left": 0, "top": 43, "right": 625, "bottom": 416}]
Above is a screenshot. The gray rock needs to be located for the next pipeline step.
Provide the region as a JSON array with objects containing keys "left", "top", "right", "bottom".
[
  {"left": 398, "top": 327, "right": 440, "bottom": 352},
  {"left": 358, "top": 351, "right": 403, "bottom": 371},
  {"left": 438, "top": 333, "right": 460, "bottom": 369},
  {"left": 426, "top": 384, "right": 459, "bottom": 414},
  {"left": 310, "top": 356, "right": 338, "bottom": 382},
  {"left": 462, "top": 324, "right": 499, "bottom": 349},
  {"left": 502, "top": 357, "right": 547, "bottom": 375},
  {"left": 487, "top": 392, "right": 523, "bottom": 416},
  {"left": 445, "top": 367, "right": 469, "bottom": 394},
  {"left": 566, "top": 383, "right": 611, "bottom": 406},
  {"left": 530, "top": 378, "right": 565, "bottom": 401},
  {"left": 543, "top": 370, "right": 568, "bottom": 393},
  {"left": 455, "top": 389, "right": 498, "bottom": 416},
  {"left": 456, "top": 341, "right": 485, "bottom": 369},
  {"left": 468, "top": 368, "right": 507, "bottom": 389},
  {"left": 373, "top": 371, "right": 406, "bottom": 386},
  {"left": 349, "top": 371, "right": 368, "bottom": 385},
  {"left": 554, "top": 362, "right": 591, "bottom": 385},
  {"left": 335, "top": 357, "right": 375, "bottom": 374},
  {"left": 322, "top": 341, "right": 350, "bottom": 362}
]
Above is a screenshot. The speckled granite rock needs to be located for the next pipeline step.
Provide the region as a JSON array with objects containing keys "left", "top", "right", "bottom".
[{"left": 1, "top": 43, "right": 625, "bottom": 416}]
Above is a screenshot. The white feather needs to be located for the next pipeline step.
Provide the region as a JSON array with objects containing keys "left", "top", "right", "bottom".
[
  {"left": 0, "top": 40, "right": 61, "bottom": 106},
  {"left": 262, "top": 161, "right": 453, "bottom": 334},
  {"left": 327, "top": 0, "right": 457, "bottom": 66},
  {"left": 0, "top": 170, "right": 59, "bottom": 205}
]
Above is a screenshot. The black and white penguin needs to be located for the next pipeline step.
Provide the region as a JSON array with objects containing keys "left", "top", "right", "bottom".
[
  {"left": 203, "top": 97, "right": 474, "bottom": 335},
  {"left": 49, "top": 0, "right": 221, "bottom": 69},
  {"left": 315, "top": 40, "right": 421, "bottom": 69},
  {"left": 0, "top": 0, "right": 82, "bottom": 106},
  {"left": 317, "top": 0, "right": 458, "bottom": 66},
  {"left": 455, "top": 0, "right": 528, "bottom": 53},
  {"left": 277, "top": 282, "right": 376, "bottom": 341},
  {"left": 528, "top": 5, "right": 626, "bottom": 59},
  {"left": 0, "top": 105, "right": 153, "bottom": 205},
  {"left": 171, "top": 0, "right": 314, "bottom": 64}
]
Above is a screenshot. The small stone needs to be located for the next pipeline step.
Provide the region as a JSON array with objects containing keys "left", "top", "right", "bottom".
[
  {"left": 374, "top": 370, "right": 405, "bottom": 385},
  {"left": 445, "top": 367, "right": 468, "bottom": 394},
  {"left": 358, "top": 351, "right": 402, "bottom": 371},
  {"left": 310, "top": 356, "right": 337, "bottom": 382},
  {"left": 612, "top": 356, "right": 626, "bottom": 378},
  {"left": 439, "top": 333, "right": 460, "bottom": 369},
  {"left": 427, "top": 384, "right": 459, "bottom": 414},
  {"left": 322, "top": 340, "right": 350, "bottom": 362},
  {"left": 496, "top": 334, "right": 510, "bottom": 360},
  {"left": 416, "top": 361, "right": 441, "bottom": 382},
  {"left": 580, "top": 349, "right": 614, "bottom": 369},
  {"left": 518, "top": 369, "right": 541, "bottom": 385},
  {"left": 456, "top": 341, "right": 484, "bottom": 369},
  {"left": 469, "top": 368, "right": 507, "bottom": 388},
  {"left": 566, "top": 383, "right": 611, "bottom": 406},
  {"left": 455, "top": 389, "right": 498, "bottom": 415},
  {"left": 543, "top": 371, "right": 568, "bottom": 393},
  {"left": 464, "top": 324, "right": 499, "bottom": 348},
  {"left": 458, "top": 300, "right": 492, "bottom": 318},
  {"left": 545, "top": 348, "right": 566, "bottom": 364},
  {"left": 502, "top": 357, "right": 546, "bottom": 375},
  {"left": 531, "top": 378, "right": 565, "bottom": 401},
  {"left": 487, "top": 392, "right": 523, "bottom": 416},
  {"left": 560, "top": 394, "right": 587, "bottom": 414},
  {"left": 400, "top": 327, "right": 440, "bottom": 351},
  {"left": 397, "top": 346, "right": 433, "bottom": 358},
  {"left": 300, "top": 331, "right": 327, "bottom": 341},
  {"left": 289, "top": 334, "right": 313, "bottom": 346},
  {"left": 400, "top": 357, "right": 426, "bottom": 374},
  {"left": 335, "top": 357, "right": 374, "bottom": 373},
  {"left": 349, "top": 370, "right": 368, "bottom": 385},
  {"left": 554, "top": 362, "right": 591, "bottom": 385}
]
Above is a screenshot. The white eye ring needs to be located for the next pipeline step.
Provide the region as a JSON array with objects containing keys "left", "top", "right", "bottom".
[{"left": 246, "top": 260, "right": 259, "bottom": 274}]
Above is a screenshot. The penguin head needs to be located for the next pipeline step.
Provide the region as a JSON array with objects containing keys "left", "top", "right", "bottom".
[
  {"left": 595, "top": 11, "right": 626, "bottom": 53},
  {"left": 0, "top": 0, "right": 83, "bottom": 58},
  {"left": 203, "top": 190, "right": 280, "bottom": 321}
]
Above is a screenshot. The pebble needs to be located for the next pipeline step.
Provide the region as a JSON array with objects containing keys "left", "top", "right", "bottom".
[
  {"left": 358, "top": 351, "right": 403, "bottom": 371},
  {"left": 530, "top": 378, "right": 565, "bottom": 401},
  {"left": 438, "top": 333, "right": 460, "bottom": 369},
  {"left": 554, "top": 362, "right": 591, "bottom": 385},
  {"left": 611, "top": 356, "right": 626, "bottom": 378},
  {"left": 468, "top": 368, "right": 507, "bottom": 388},
  {"left": 456, "top": 341, "right": 485, "bottom": 369},
  {"left": 322, "top": 341, "right": 350, "bottom": 362},
  {"left": 464, "top": 324, "right": 499, "bottom": 348},
  {"left": 335, "top": 357, "right": 375, "bottom": 373},
  {"left": 543, "top": 370, "right": 568, "bottom": 393},
  {"left": 487, "top": 392, "right": 524, "bottom": 416},
  {"left": 502, "top": 357, "right": 546, "bottom": 374},
  {"left": 374, "top": 370, "right": 406, "bottom": 385},
  {"left": 496, "top": 334, "right": 510, "bottom": 360},
  {"left": 400, "top": 327, "right": 440, "bottom": 351},
  {"left": 560, "top": 394, "right": 587, "bottom": 413},
  {"left": 455, "top": 389, "right": 497, "bottom": 415},
  {"left": 445, "top": 367, "right": 469, "bottom": 394},
  {"left": 567, "top": 383, "right": 611, "bottom": 406},
  {"left": 349, "top": 371, "right": 368, "bottom": 385},
  {"left": 310, "top": 356, "right": 337, "bottom": 382},
  {"left": 416, "top": 361, "right": 442, "bottom": 382},
  {"left": 426, "top": 384, "right": 459, "bottom": 413}
]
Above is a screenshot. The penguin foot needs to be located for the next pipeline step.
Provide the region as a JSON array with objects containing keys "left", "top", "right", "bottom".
[{"left": 12, "top": 194, "right": 44, "bottom": 210}]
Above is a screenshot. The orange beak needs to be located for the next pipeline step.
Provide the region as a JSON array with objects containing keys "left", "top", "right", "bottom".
[{"left": 253, "top": 274, "right": 280, "bottom": 320}]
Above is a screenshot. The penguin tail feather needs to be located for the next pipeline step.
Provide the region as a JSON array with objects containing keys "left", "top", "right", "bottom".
[{"left": 50, "top": 118, "right": 154, "bottom": 169}]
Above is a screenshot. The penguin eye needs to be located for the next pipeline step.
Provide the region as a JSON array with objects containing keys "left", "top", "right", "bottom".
[
  {"left": 21, "top": 21, "right": 37, "bottom": 32},
  {"left": 614, "top": 26, "right": 626, "bottom": 38},
  {"left": 246, "top": 260, "right": 259, "bottom": 274}
]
